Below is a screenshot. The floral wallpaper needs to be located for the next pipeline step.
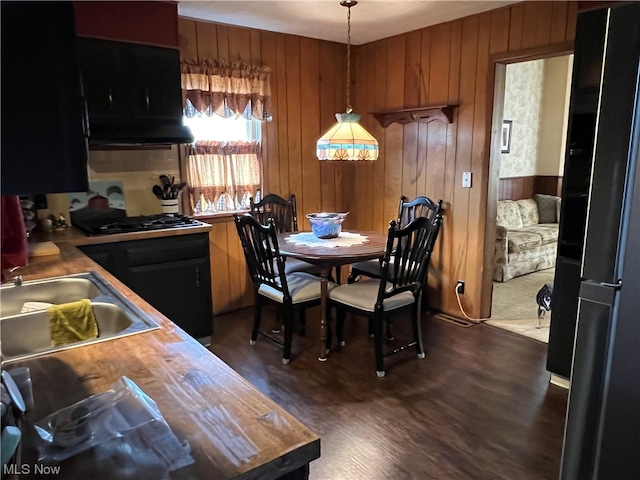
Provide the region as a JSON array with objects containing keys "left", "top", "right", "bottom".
[{"left": 500, "top": 59, "right": 544, "bottom": 178}]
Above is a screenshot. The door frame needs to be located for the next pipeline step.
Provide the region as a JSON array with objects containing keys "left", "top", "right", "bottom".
[{"left": 480, "top": 42, "right": 574, "bottom": 317}]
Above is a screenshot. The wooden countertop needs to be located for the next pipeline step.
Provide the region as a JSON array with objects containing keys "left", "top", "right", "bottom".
[
  {"left": 30, "top": 221, "right": 213, "bottom": 246},
  {"left": 4, "top": 242, "right": 320, "bottom": 479}
]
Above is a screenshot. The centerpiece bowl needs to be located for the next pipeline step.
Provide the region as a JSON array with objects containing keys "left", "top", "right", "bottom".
[{"left": 306, "top": 212, "right": 349, "bottom": 239}]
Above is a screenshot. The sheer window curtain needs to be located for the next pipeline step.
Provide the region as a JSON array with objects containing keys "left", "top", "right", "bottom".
[
  {"left": 181, "top": 59, "right": 272, "bottom": 213},
  {"left": 186, "top": 141, "right": 262, "bottom": 213}
]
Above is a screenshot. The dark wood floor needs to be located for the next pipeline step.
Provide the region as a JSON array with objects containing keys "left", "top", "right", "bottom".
[{"left": 208, "top": 307, "right": 568, "bottom": 480}]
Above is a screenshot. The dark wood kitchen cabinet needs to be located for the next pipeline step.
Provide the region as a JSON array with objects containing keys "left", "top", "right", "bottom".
[
  {"left": 76, "top": 37, "right": 190, "bottom": 143},
  {"left": 80, "top": 233, "right": 213, "bottom": 338},
  {"left": 1, "top": 2, "right": 88, "bottom": 195}
]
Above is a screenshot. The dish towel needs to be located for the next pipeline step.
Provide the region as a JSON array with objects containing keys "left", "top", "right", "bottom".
[
  {"left": 1, "top": 196, "right": 28, "bottom": 283},
  {"left": 47, "top": 299, "right": 99, "bottom": 347}
]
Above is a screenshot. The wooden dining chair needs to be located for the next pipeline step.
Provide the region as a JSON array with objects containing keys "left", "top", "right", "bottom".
[
  {"left": 329, "top": 213, "right": 443, "bottom": 377},
  {"left": 233, "top": 213, "right": 336, "bottom": 364},
  {"left": 250, "top": 193, "right": 299, "bottom": 233},
  {"left": 348, "top": 195, "right": 443, "bottom": 284},
  {"left": 249, "top": 193, "right": 320, "bottom": 276}
]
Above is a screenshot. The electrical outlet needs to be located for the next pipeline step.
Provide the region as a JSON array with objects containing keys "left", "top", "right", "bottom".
[{"left": 456, "top": 280, "right": 465, "bottom": 294}]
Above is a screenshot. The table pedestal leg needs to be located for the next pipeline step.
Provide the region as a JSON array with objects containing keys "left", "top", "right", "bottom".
[{"left": 319, "top": 271, "right": 330, "bottom": 361}]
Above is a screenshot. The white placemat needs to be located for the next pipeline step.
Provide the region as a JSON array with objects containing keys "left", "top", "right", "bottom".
[{"left": 284, "top": 232, "right": 369, "bottom": 248}]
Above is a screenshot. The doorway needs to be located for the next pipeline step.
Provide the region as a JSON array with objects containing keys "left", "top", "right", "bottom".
[{"left": 484, "top": 53, "right": 573, "bottom": 343}]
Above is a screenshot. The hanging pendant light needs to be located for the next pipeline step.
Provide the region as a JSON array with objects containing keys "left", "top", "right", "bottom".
[{"left": 316, "top": 1, "right": 378, "bottom": 161}]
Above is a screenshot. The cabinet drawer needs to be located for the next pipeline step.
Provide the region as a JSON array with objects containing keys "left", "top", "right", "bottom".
[{"left": 123, "top": 234, "right": 209, "bottom": 267}]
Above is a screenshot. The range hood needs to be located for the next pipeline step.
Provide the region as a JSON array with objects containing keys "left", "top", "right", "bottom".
[{"left": 87, "top": 123, "right": 194, "bottom": 146}]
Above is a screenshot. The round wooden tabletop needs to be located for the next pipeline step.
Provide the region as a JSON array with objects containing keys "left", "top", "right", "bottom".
[{"left": 276, "top": 230, "right": 388, "bottom": 266}]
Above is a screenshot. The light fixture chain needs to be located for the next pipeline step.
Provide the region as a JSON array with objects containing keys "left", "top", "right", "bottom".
[{"left": 346, "top": 3, "right": 352, "bottom": 113}]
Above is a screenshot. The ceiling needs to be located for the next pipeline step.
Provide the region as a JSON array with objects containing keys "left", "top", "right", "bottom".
[{"left": 177, "top": 0, "right": 520, "bottom": 46}]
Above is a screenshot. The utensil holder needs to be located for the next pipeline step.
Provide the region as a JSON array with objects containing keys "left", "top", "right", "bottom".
[{"left": 161, "top": 199, "right": 179, "bottom": 215}]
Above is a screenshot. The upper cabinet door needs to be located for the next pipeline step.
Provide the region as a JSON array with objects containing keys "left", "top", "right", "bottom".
[
  {"left": 1, "top": 2, "right": 88, "bottom": 195},
  {"left": 77, "top": 38, "right": 129, "bottom": 122},
  {"left": 130, "top": 44, "right": 183, "bottom": 122}
]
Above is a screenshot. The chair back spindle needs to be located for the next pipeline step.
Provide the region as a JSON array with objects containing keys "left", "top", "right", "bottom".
[
  {"left": 249, "top": 193, "right": 299, "bottom": 233},
  {"left": 234, "top": 213, "right": 289, "bottom": 298}
]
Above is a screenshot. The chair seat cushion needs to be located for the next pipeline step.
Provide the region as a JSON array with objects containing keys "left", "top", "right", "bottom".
[
  {"left": 351, "top": 258, "right": 382, "bottom": 277},
  {"left": 259, "top": 272, "right": 336, "bottom": 304},
  {"left": 283, "top": 257, "right": 321, "bottom": 275},
  {"left": 329, "top": 279, "right": 415, "bottom": 312}
]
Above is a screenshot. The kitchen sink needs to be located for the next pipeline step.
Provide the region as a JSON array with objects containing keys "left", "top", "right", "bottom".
[
  {"left": 0, "top": 276, "right": 101, "bottom": 317},
  {"left": 0, "top": 272, "right": 159, "bottom": 364}
]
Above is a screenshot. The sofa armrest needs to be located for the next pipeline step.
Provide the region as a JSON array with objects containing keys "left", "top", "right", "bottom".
[{"left": 495, "top": 226, "right": 508, "bottom": 266}]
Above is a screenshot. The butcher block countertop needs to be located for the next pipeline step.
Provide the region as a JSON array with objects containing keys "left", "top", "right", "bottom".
[
  {"left": 4, "top": 242, "right": 320, "bottom": 479},
  {"left": 30, "top": 221, "right": 213, "bottom": 246}
]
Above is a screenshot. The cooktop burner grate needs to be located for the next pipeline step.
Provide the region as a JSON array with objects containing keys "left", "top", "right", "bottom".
[{"left": 74, "top": 214, "right": 198, "bottom": 235}]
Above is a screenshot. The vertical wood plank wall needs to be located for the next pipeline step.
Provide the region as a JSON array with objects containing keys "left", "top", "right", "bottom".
[
  {"left": 178, "top": 18, "right": 346, "bottom": 314},
  {"left": 351, "top": 1, "right": 576, "bottom": 317},
  {"left": 179, "top": 1, "right": 577, "bottom": 318}
]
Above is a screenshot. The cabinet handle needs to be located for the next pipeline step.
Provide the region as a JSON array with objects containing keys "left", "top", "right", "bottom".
[
  {"left": 195, "top": 267, "right": 200, "bottom": 287},
  {"left": 107, "top": 87, "right": 113, "bottom": 110},
  {"left": 145, "top": 88, "right": 150, "bottom": 111}
]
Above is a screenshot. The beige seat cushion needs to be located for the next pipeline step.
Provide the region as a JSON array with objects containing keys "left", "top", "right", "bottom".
[
  {"left": 521, "top": 224, "right": 558, "bottom": 245},
  {"left": 507, "top": 231, "right": 542, "bottom": 253},
  {"left": 282, "top": 257, "right": 320, "bottom": 275},
  {"left": 351, "top": 258, "right": 396, "bottom": 279},
  {"left": 259, "top": 272, "right": 336, "bottom": 304},
  {"left": 351, "top": 258, "right": 382, "bottom": 277},
  {"left": 329, "top": 278, "right": 415, "bottom": 312}
]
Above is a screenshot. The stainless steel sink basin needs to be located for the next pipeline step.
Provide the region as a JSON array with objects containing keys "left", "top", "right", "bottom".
[
  {"left": 1, "top": 303, "right": 134, "bottom": 359},
  {"left": 0, "top": 276, "right": 101, "bottom": 317},
  {"left": 0, "top": 271, "right": 159, "bottom": 364}
]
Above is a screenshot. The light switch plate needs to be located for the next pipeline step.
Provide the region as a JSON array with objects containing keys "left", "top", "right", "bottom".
[{"left": 462, "top": 172, "right": 472, "bottom": 188}]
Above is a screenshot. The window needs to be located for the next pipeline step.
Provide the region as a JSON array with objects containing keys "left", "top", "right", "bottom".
[
  {"left": 183, "top": 105, "right": 263, "bottom": 215},
  {"left": 180, "top": 59, "right": 272, "bottom": 215}
]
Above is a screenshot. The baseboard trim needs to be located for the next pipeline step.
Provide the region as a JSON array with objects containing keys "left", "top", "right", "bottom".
[{"left": 549, "top": 373, "right": 570, "bottom": 389}]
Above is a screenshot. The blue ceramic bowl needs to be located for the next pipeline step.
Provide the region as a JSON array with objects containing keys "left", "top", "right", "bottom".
[{"left": 306, "top": 212, "right": 349, "bottom": 239}]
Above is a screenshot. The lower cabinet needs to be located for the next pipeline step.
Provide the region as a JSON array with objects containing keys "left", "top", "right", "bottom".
[{"left": 80, "top": 233, "right": 213, "bottom": 338}]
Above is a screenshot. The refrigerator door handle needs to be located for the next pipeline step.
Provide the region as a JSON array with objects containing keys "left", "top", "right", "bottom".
[{"left": 599, "top": 280, "right": 622, "bottom": 289}]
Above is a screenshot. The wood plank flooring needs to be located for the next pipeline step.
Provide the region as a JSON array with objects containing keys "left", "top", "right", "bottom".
[{"left": 208, "top": 307, "right": 568, "bottom": 480}]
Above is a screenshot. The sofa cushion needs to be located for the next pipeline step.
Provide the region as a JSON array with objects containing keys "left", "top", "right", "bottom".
[
  {"left": 508, "top": 230, "right": 542, "bottom": 253},
  {"left": 534, "top": 194, "right": 560, "bottom": 223},
  {"left": 526, "top": 224, "right": 559, "bottom": 245},
  {"left": 516, "top": 199, "right": 539, "bottom": 226},
  {"left": 497, "top": 200, "right": 523, "bottom": 229}
]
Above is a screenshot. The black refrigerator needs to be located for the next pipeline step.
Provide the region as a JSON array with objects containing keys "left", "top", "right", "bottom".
[{"left": 558, "top": 3, "right": 640, "bottom": 479}]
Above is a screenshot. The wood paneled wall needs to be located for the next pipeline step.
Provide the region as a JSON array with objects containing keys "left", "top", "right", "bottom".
[
  {"left": 179, "top": 1, "right": 577, "bottom": 317},
  {"left": 498, "top": 175, "right": 563, "bottom": 200},
  {"left": 178, "top": 18, "right": 347, "bottom": 314},
  {"left": 350, "top": 1, "right": 577, "bottom": 317},
  {"left": 499, "top": 176, "right": 536, "bottom": 200}
]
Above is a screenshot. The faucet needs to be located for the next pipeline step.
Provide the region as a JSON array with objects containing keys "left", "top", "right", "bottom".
[{"left": 9, "top": 266, "right": 22, "bottom": 286}]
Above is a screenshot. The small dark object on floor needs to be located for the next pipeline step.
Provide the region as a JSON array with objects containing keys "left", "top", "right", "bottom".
[{"left": 536, "top": 283, "right": 553, "bottom": 328}]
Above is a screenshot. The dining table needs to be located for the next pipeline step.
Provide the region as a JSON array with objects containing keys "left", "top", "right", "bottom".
[{"left": 277, "top": 230, "right": 388, "bottom": 361}]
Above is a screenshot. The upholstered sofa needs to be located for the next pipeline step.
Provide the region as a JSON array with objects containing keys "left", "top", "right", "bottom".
[{"left": 493, "top": 195, "right": 560, "bottom": 282}]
